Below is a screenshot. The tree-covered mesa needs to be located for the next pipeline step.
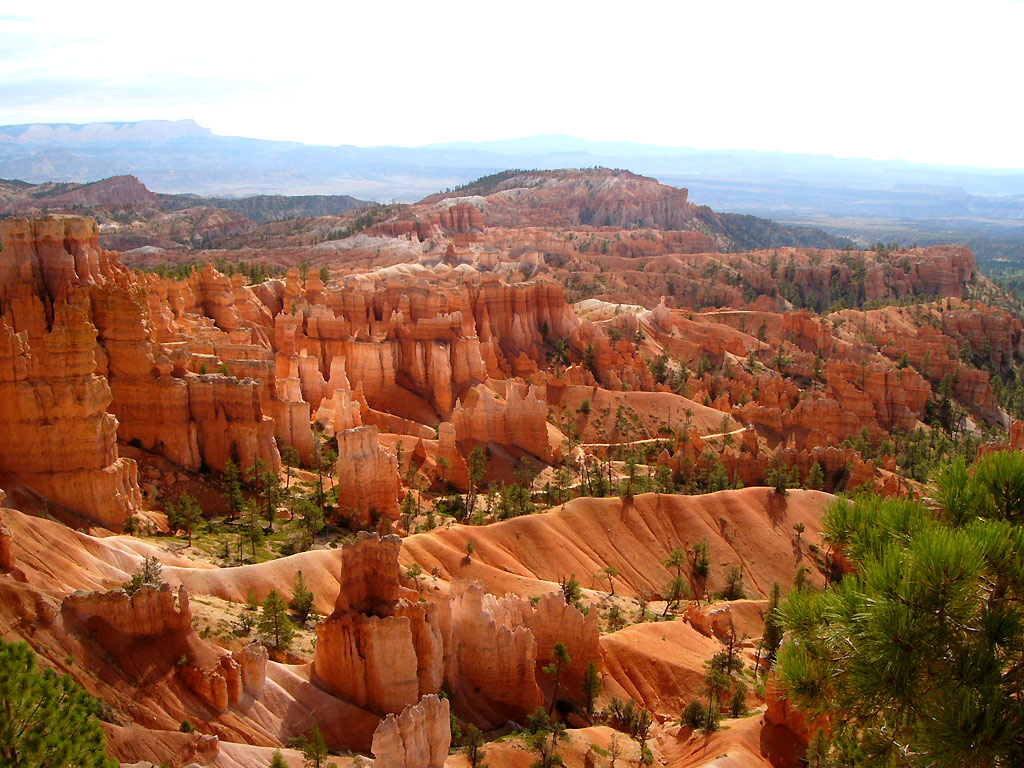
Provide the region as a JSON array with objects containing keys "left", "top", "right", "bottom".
[
  {"left": 0, "top": 639, "right": 116, "bottom": 768},
  {"left": 777, "top": 450, "right": 1024, "bottom": 766}
]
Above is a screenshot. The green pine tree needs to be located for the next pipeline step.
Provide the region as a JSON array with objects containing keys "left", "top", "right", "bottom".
[
  {"left": 222, "top": 456, "right": 244, "bottom": 520},
  {"left": 806, "top": 462, "right": 825, "bottom": 490},
  {"left": 290, "top": 571, "right": 316, "bottom": 626},
  {"left": 582, "top": 660, "right": 602, "bottom": 717},
  {"left": 302, "top": 723, "right": 329, "bottom": 768},
  {"left": 242, "top": 501, "right": 264, "bottom": 558},
  {"left": 777, "top": 455, "right": 1024, "bottom": 765},
  {"left": 123, "top": 556, "right": 162, "bottom": 596},
  {"left": 662, "top": 548, "right": 690, "bottom": 616},
  {"left": 543, "top": 642, "right": 572, "bottom": 716},
  {"left": 177, "top": 493, "right": 202, "bottom": 547},
  {"left": 463, "top": 723, "right": 487, "bottom": 768},
  {"left": 258, "top": 590, "right": 295, "bottom": 651},
  {"left": 761, "top": 582, "right": 784, "bottom": 671},
  {"left": 0, "top": 639, "right": 117, "bottom": 768}
]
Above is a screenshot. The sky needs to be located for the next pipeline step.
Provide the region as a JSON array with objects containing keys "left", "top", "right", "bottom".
[{"left": 2, "top": 0, "right": 1023, "bottom": 168}]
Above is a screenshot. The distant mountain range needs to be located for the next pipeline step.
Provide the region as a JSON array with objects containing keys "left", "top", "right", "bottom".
[{"left": 2, "top": 119, "right": 1024, "bottom": 263}]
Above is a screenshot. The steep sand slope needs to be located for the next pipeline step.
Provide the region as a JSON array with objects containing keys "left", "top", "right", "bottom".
[
  {"left": 547, "top": 385, "right": 740, "bottom": 443},
  {"left": 1, "top": 506, "right": 346, "bottom": 614},
  {"left": 450, "top": 720, "right": 775, "bottom": 768},
  {"left": 601, "top": 620, "right": 724, "bottom": 718},
  {"left": 0, "top": 508, "right": 211, "bottom": 593},
  {"left": 4, "top": 488, "right": 832, "bottom": 608},
  {"left": 103, "top": 724, "right": 314, "bottom": 768},
  {"left": 402, "top": 488, "right": 833, "bottom": 600},
  {"left": 656, "top": 715, "right": 777, "bottom": 768}
]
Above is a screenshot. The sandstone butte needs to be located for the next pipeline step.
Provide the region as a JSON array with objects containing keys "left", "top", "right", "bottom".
[{"left": 1, "top": 166, "right": 1022, "bottom": 768}]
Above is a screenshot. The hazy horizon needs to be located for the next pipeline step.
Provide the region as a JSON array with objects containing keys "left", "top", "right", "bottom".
[
  {"left": 3, "top": 1, "right": 1024, "bottom": 169},
  {"left": 5, "top": 119, "right": 1024, "bottom": 177}
]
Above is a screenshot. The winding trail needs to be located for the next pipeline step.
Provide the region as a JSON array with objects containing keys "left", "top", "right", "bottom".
[{"left": 576, "top": 424, "right": 751, "bottom": 450}]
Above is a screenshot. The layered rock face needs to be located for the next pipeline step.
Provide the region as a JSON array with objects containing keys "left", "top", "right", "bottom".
[
  {"left": 371, "top": 695, "right": 451, "bottom": 768},
  {"left": 18, "top": 175, "right": 159, "bottom": 210},
  {"left": 632, "top": 276, "right": 1020, "bottom": 493},
  {"left": 439, "top": 583, "right": 600, "bottom": 725},
  {"left": 62, "top": 579, "right": 269, "bottom": 713},
  {"left": 1, "top": 216, "right": 601, "bottom": 525},
  {"left": 0, "top": 506, "right": 17, "bottom": 573},
  {"left": 0, "top": 218, "right": 141, "bottom": 527},
  {"left": 314, "top": 533, "right": 443, "bottom": 715},
  {"left": 451, "top": 384, "right": 560, "bottom": 462},
  {"left": 311, "top": 532, "right": 440, "bottom": 720},
  {"left": 2, "top": 219, "right": 284, "bottom": 482},
  {"left": 334, "top": 427, "right": 401, "bottom": 523},
  {"left": 432, "top": 201, "right": 486, "bottom": 234},
  {"left": 314, "top": 533, "right": 599, "bottom": 725},
  {"left": 421, "top": 169, "right": 699, "bottom": 230},
  {"left": 0, "top": 312, "right": 141, "bottom": 527},
  {"left": 333, "top": 532, "right": 404, "bottom": 612},
  {"left": 62, "top": 583, "right": 192, "bottom": 636},
  {"left": 314, "top": 612, "right": 424, "bottom": 714},
  {"left": 124, "top": 265, "right": 281, "bottom": 473},
  {"left": 511, "top": 589, "right": 601, "bottom": 679},
  {"left": 2, "top": 207, "right": 1003, "bottom": 531},
  {"left": 180, "top": 642, "right": 268, "bottom": 712},
  {"left": 0, "top": 217, "right": 284, "bottom": 525},
  {"left": 439, "top": 581, "right": 543, "bottom": 721},
  {"left": 297, "top": 274, "right": 574, "bottom": 418}
]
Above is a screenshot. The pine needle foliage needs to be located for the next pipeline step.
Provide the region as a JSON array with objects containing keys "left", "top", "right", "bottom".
[
  {"left": 777, "top": 451, "right": 1024, "bottom": 766},
  {"left": 0, "top": 639, "right": 117, "bottom": 768}
]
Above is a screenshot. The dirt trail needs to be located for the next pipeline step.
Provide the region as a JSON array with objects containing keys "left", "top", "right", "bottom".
[{"left": 576, "top": 425, "right": 750, "bottom": 450}]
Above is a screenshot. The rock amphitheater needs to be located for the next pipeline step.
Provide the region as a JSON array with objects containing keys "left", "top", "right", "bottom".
[{"left": 1, "top": 168, "right": 1020, "bottom": 768}]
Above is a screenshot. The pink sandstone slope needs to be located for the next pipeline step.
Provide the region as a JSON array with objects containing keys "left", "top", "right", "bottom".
[{"left": 401, "top": 488, "right": 832, "bottom": 599}]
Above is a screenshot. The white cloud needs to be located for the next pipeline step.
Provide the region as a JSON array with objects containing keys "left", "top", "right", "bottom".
[{"left": 2, "top": 0, "right": 1023, "bottom": 167}]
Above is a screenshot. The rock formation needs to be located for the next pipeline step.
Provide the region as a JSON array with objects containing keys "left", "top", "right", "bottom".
[
  {"left": 9, "top": 170, "right": 1022, "bottom": 768},
  {"left": 451, "top": 384, "right": 561, "bottom": 462},
  {"left": 334, "top": 427, "right": 401, "bottom": 524},
  {"left": 420, "top": 169, "right": 700, "bottom": 231},
  {"left": 0, "top": 218, "right": 142, "bottom": 527},
  {"left": 313, "top": 533, "right": 599, "bottom": 726},
  {"left": 433, "top": 581, "right": 600, "bottom": 726},
  {"left": 314, "top": 533, "right": 443, "bottom": 715},
  {"left": 370, "top": 694, "right": 451, "bottom": 768},
  {"left": 439, "top": 581, "right": 543, "bottom": 722},
  {"left": 234, "top": 641, "right": 269, "bottom": 697},
  {"left": 62, "top": 583, "right": 192, "bottom": 636},
  {"left": 180, "top": 642, "right": 268, "bottom": 712},
  {"left": 0, "top": 508, "right": 16, "bottom": 573},
  {"left": 0, "top": 217, "right": 290, "bottom": 526},
  {"left": 333, "top": 532, "right": 404, "bottom": 612}
]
